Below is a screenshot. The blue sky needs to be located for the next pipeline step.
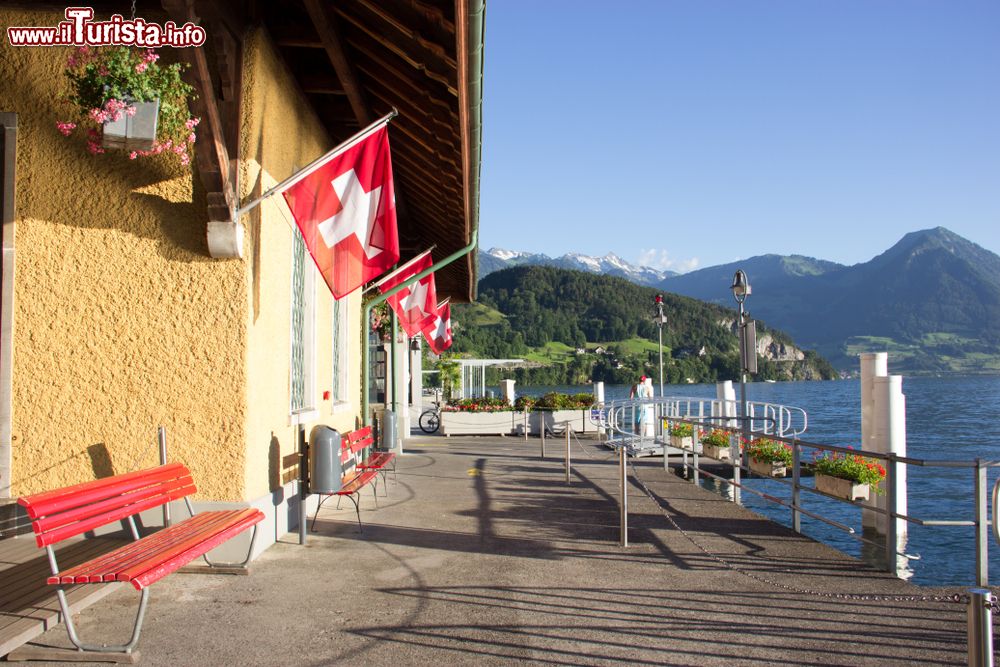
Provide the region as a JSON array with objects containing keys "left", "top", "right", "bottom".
[{"left": 478, "top": 1, "right": 1000, "bottom": 274}]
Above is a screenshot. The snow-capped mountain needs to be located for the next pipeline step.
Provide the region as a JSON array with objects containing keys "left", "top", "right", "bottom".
[{"left": 479, "top": 247, "right": 674, "bottom": 286}]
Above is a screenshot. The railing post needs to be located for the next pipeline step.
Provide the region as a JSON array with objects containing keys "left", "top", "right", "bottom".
[
  {"left": 886, "top": 452, "right": 899, "bottom": 575},
  {"left": 792, "top": 439, "right": 801, "bottom": 533},
  {"left": 967, "top": 588, "right": 994, "bottom": 667},
  {"left": 524, "top": 409, "right": 528, "bottom": 442},
  {"left": 975, "top": 459, "right": 988, "bottom": 587},
  {"left": 619, "top": 445, "right": 628, "bottom": 547}
]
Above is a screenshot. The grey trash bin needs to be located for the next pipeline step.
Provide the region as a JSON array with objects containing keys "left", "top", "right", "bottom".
[
  {"left": 309, "top": 425, "right": 341, "bottom": 494},
  {"left": 380, "top": 409, "right": 397, "bottom": 450}
]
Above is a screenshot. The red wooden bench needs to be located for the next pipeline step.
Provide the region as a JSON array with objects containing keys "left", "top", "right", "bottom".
[
  {"left": 17, "top": 462, "right": 264, "bottom": 658},
  {"left": 310, "top": 426, "right": 394, "bottom": 533},
  {"left": 351, "top": 425, "right": 397, "bottom": 487}
]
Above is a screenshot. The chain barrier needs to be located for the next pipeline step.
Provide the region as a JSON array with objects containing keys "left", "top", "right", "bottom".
[{"left": 623, "top": 457, "right": 974, "bottom": 609}]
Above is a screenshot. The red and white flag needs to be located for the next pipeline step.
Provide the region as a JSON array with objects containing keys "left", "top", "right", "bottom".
[
  {"left": 376, "top": 251, "right": 438, "bottom": 337},
  {"left": 422, "top": 299, "right": 452, "bottom": 355},
  {"left": 281, "top": 124, "right": 399, "bottom": 298}
]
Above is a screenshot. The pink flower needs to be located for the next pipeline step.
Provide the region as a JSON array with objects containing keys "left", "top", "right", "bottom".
[
  {"left": 187, "top": 133, "right": 196, "bottom": 143},
  {"left": 135, "top": 62, "right": 148, "bottom": 74},
  {"left": 55, "top": 121, "right": 76, "bottom": 136},
  {"left": 126, "top": 105, "right": 137, "bottom": 117},
  {"left": 86, "top": 140, "right": 105, "bottom": 155},
  {"left": 180, "top": 153, "right": 190, "bottom": 166},
  {"left": 143, "top": 49, "right": 159, "bottom": 64},
  {"left": 66, "top": 55, "right": 77, "bottom": 68},
  {"left": 184, "top": 117, "right": 200, "bottom": 130},
  {"left": 129, "top": 151, "right": 138, "bottom": 160},
  {"left": 87, "top": 128, "right": 100, "bottom": 140},
  {"left": 89, "top": 107, "right": 107, "bottom": 123}
]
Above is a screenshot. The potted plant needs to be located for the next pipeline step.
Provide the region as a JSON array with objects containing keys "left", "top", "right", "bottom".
[
  {"left": 699, "top": 428, "right": 732, "bottom": 461},
  {"left": 668, "top": 422, "right": 694, "bottom": 450},
  {"left": 745, "top": 437, "right": 792, "bottom": 477},
  {"left": 57, "top": 46, "right": 198, "bottom": 163},
  {"left": 812, "top": 450, "right": 886, "bottom": 501}
]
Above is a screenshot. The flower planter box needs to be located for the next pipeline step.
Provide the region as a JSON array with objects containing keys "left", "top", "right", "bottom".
[
  {"left": 815, "top": 472, "right": 869, "bottom": 501},
  {"left": 749, "top": 458, "right": 786, "bottom": 478},
  {"left": 529, "top": 409, "right": 595, "bottom": 434},
  {"left": 669, "top": 435, "right": 693, "bottom": 450},
  {"left": 103, "top": 98, "right": 160, "bottom": 151},
  {"left": 440, "top": 411, "right": 519, "bottom": 436},
  {"left": 701, "top": 443, "right": 731, "bottom": 461}
]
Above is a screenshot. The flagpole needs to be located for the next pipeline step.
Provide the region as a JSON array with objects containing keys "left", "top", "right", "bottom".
[
  {"left": 234, "top": 108, "right": 398, "bottom": 220},
  {"left": 362, "top": 230, "right": 478, "bottom": 427}
]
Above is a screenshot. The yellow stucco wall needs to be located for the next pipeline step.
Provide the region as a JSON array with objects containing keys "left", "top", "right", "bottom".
[
  {"left": 239, "top": 29, "right": 362, "bottom": 501},
  {"left": 0, "top": 8, "right": 248, "bottom": 500},
  {"left": 1, "top": 12, "right": 363, "bottom": 504}
]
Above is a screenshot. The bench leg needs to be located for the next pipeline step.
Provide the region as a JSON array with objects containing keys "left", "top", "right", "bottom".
[
  {"left": 345, "top": 493, "right": 363, "bottom": 533},
  {"left": 199, "top": 523, "right": 260, "bottom": 569},
  {"left": 54, "top": 586, "right": 150, "bottom": 656},
  {"left": 311, "top": 494, "right": 335, "bottom": 532}
]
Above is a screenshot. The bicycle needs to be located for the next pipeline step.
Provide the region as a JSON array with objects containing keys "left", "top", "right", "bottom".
[{"left": 418, "top": 393, "right": 442, "bottom": 434}]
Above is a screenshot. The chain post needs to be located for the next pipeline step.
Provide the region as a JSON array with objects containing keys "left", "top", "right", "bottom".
[
  {"left": 731, "top": 430, "right": 741, "bottom": 505},
  {"left": 565, "top": 424, "right": 571, "bottom": 485},
  {"left": 792, "top": 438, "right": 801, "bottom": 533},
  {"left": 976, "top": 459, "right": 989, "bottom": 587},
  {"left": 540, "top": 411, "right": 546, "bottom": 459},
  {"left": 968, "top": 588, "right": 995, "bottom": 667},
  {"left": 619, "top": 445, "right": 628, "bottom": 547}
]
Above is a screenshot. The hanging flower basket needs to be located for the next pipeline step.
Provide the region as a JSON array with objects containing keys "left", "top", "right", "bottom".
[{"left": 57, "top": 46, "right": 198, "bottom": 164}]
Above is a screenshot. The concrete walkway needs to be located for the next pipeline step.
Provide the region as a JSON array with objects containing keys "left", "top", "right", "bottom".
[{"left": 18, "top": 435, "right": 982, "bottom": 665}]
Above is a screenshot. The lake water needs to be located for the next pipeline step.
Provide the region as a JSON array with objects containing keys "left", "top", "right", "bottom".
[{"left": 514, "top": 376, "right": 1000, "bottom": 586}]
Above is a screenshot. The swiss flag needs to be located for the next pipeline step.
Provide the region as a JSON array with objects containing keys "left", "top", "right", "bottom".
[
  {"left": 281, "top": 125, "right": 399, "bottom": 298},
  {"left": 376, "top": 251, "right": 438, "bottom": 337},
  {"left": 422, "top": 299, "right": 452, "bottom": 355}
]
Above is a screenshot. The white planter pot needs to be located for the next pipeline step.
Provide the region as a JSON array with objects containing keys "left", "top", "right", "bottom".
[
  {"left": 702, "top": 443, "right": 731, "bottom": 461},
  {"left": 749, "top": 458, "right": 786, "bottom": 478},
  {"left": 440, "top": 411, "right": 517, "bottom": 436},
  {"left": 815, "top": 473, "right": 869, "bottom": 501},
  {"left": 103, "top": 98, "right": 160, "bottom": 151},
  {"left": 669, "top": 434, "right": 693, "bottom": 450}
]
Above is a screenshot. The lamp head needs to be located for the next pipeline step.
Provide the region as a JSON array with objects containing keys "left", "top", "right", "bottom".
[{"left": 731, "top": 270, "right": 751, "bottom": 303}]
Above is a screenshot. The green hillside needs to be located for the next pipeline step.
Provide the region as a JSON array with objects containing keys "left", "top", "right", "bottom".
[{"left": 449, "top": 266, "right": 837, "bottom": 385}]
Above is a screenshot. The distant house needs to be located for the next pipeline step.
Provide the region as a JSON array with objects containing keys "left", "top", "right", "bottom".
[
  {"left": 575, "top": 348, "right": 586, "bottom": 355},
  {"left": 594, "top": 346, "right": 607, "bottom": 355}
]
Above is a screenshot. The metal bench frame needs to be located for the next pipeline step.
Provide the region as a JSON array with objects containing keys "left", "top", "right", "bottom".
[{"left": 18, "top": 464, "right": 264, "bottom": 657}]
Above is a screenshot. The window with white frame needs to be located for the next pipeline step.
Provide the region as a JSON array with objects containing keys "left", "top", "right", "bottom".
[
  {"left": 290, "top": 229, "right": 317, "bottom": 421},
  {"left": 331, "top": 293, "right": 351, "bottom": 412}
]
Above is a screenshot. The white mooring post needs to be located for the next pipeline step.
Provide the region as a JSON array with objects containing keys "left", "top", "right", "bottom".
[
  {"left": 716, "top": 381, "right": 736, "bottom": 428},
  {"left": 501, "top": 379, "right": 516, "bottom": 406},
  {"left": 860, "top": 353, "right": 908, "bottom": 576}
]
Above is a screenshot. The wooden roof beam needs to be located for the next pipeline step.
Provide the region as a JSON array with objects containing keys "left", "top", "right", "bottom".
[{"left": 301, "top": 0, "right": 371, "bottom": 126}]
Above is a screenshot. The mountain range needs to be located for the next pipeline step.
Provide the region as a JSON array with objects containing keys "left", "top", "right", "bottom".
[
  {"left": 481, "top": 228, "right": 1000, "bottom": 374},
  {"left": 479, "top": 247, "right": 674, "bottom": 286}
]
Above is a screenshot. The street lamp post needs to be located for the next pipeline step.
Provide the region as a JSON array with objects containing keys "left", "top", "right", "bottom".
[
  {"left": 730, "top": 270, "right": 753, "bottom": 449},
  {"left": 654, "top": 294, "right": 667, "bottom": 397}
]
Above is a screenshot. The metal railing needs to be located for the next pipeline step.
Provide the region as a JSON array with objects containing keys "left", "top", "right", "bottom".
[{"left": 599, "top": 401, "right": 998, "bottom": 665}]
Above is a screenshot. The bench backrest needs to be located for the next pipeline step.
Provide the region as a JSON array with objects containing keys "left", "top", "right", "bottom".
[
  {"left": 339, "top": 426, "right": 373, "bottom": 473},
  {"left": 18, "top": 463, "right": 196, "bottom": 548}
]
